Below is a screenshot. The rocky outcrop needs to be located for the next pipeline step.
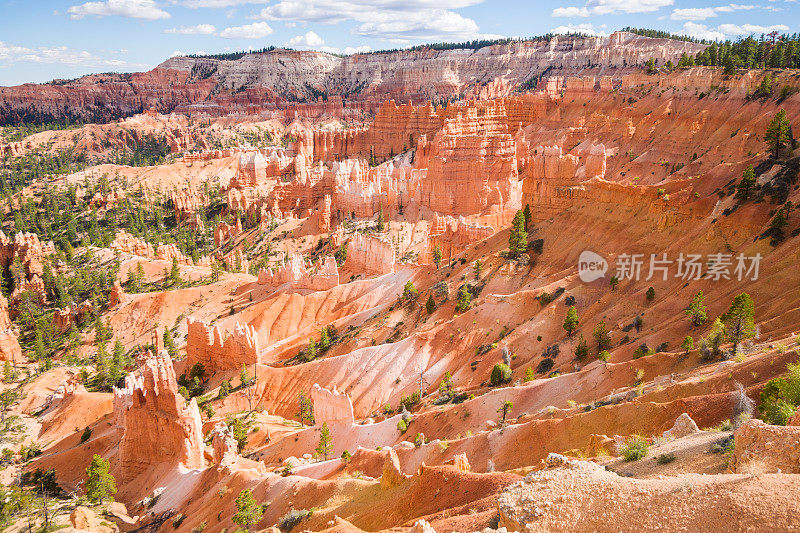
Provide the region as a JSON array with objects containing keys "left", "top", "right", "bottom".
[
  {"left": 109, "top": 281, "right": 124, "bottom": 308},
  {"left": 257, "top": 253, "right": 339, "bottom": 291},
  {"left": 185, "top": 317, "right": 260, "bottom": 373},
  {"left": 111, "top": 231, "right": 194, "bottom": 265},
  {"left": 345, "top": 233, "right": 395, "bottom": 276},
  {"left": 209, "top": 421, "right": 239, "bottom": 470},
  {"left": 662, "top": 413, "right": 699, "bottom": 440},
  {"left": 214, "top": 219, "right": 242, "bottom": 248},
  {"left": 171, "top": 188, "right": 208, "bottom": 223},
  {"left": 0, "top": 33, "right": 705, "bottom": 123},
  {"left": 427, "top": 214, "right": 494, "bottom": 263},
  {"left": 113, "top": 350, "right": 205, "bottom": 479},
  {"left": 380, "top": 448, "right": 409, "bottom": 489},
  {"left": 0, "top": 294, "right": 22, "bottom": 363},
  {"left": 311, "top": 383, "right": 354, "bottom": 426},
  {"left": 734, "top": 419, "right": 800, "bottom": 474}
]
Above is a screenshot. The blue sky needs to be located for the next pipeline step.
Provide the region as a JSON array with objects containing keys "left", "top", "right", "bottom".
[{"left": 0, "top": 0, "right": 797, "bottom": 86}]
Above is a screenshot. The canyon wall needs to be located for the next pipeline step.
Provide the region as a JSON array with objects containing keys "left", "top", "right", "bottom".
[
  {"left": 0, "top": 32, "right": 706, "bottom": 124},
  {"left": 112, "top": 350, "right": 205, "bottom": 479},
  {"left": 345, "top": 233, "right": 395, "bottom": 276},
  {"left": 311, "top": 383, "right": 355, "bottom": 426},
  {"left": 185, "top": 317, "right": 260, "bottom": 373},
  {"left": 257, "top": 253, "right": 339, "bottom": 291}
]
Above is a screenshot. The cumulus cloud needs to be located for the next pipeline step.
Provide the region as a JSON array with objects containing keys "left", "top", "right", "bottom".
[
  {"left": 180, "top": 0, "right": 266, "bottom": 6},
  {"left": 552, "top": 0, "right": 673, "bottom": 17},
  {"left": 218, "top": 21, "right": 273, "bottom": 38},
  {"left": 550, "top": 23, "right": 607, "bottom": 36},
  {"left": 679, "top": 21, "right": 789, "bottom": 41},
  {"left": 67, "top": 0, "right": 170, "bottom": 20},
  {"left": 671, "top": 4, "right": 755, "bottom": 21},
  {"left": 0, "top": 41, "right": 145, "bottom": 69},
  {"left": 165, "top": 24, "right": 217, "bottom": 34},
  {"left": 255, "top": 0, "right": 491, "bottom": 43},
  {"left": 286, "top": 30, "right": 325, "bottom": 47}
]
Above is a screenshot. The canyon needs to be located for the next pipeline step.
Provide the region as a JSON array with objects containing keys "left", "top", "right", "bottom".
[{"left": 0, "top": 30, "right": 799, "bottom": 533}]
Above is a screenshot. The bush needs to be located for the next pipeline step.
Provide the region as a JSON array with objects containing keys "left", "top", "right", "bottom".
[
  {"left": 656, "top": 452, "right": 676, "bottom": 465},
  {"left": 621, "top": 436, "right": 649, "bottom": 462},
  {"left": 597, "top": 350, "right": 610, "bottom": 362},
  {"left": 80, "top": 426, "right": 92, "bottom": 444},
  {"left": 759, "top": 362, "right": 800, "bottom": 425},
  {"left": 397, "top": 418, "right": 408, "bottom": 433},
  {"left": 399, "top": 391, "right": 421, "bottom": 411},
  {"left": 490, "top": 363, "right": 512, "bottom": 386},
  {"left": 278, "top": 509, "right": 311, "bottom": 531}
]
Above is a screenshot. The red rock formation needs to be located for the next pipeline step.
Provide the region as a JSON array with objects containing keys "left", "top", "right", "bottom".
[
  {"left": 311, "top": 383, "right": 354, "bottom": 426},
  {"left": 0, "top": 294, "right": 22, "bottom": 363},
  {"left": 426, "top": 214, "right": 495, "bottom": 262},
  {"left": 214, "top": 219, "right": 242, "bottom": 248},
  {"left": 185, "top": 317, "right": 260, "bottom": 373},
  {"left": 109, "top": 281, "right": 124, "bottom": 308},
  {"left": 171, "top": 188, "right": 208, "bottom": 223},
  {"left": 345, "top": 233, "right": 395, "bottom": 276},
  {"left": 257, "top": 253, "right": 339, "bottom": 291},
  {"left": 209, "top": 421, "right": 239, "bottom": 470},
  {"left": 113, "top": 350, "right": 205, "bottom": 478}
]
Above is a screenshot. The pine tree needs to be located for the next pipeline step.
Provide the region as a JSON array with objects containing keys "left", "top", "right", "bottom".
[
  {"left": 455, "top": 285, "right": 472, "bottom": 312},
  {"left": 240, "top": 364, "right": 250, "bottom": 387},
  {"left": 686, "top": 291, "right": 708, "bottom": 327},
  {"left": 574, "top": 335, "right": 588, "bottom": 359},
  {"left": 681, "top": 335, "right": 694, "bottom": 355},
  {"left": 232, "top": 489, "right": 263, "bottom": 532},
  {"left": 523, "top": 204, "right": 532, "bottom": 231},
  {"left": 722, "top": 293, "right": 756, "bottom": 354},
  {"left": 169, "top": 257, "right": 180, "bottom": 286},
  {"left": 425, "top": 295, "right": 436, "bottom": 314},
  {"left": 319, "top": 327, "right": 330, "bottom": 351},
  {"left": 211, "top": 260, "right": 221, "bottom": 282},
  {"left": 432, "top": 245, "right": 442, "bottom": 269},
  {"left": 765, "top": 109, "right": 793, "bottom": 159},
  {"left": 735, "top": 165, "right": 757, "bottom": 200},
  {"left": 297, "top": 391, "right": 314, "bottom": 425},
  {"left": 563, "top": 306, "right": 579, "bottom": 337},
  {"left": 376, "top": 210, "right": 385, "bottom": 232},
  {"left": 473, "top": 259, "right": 483, "bottom": 280},
  {"left": 592, "top": 321, "right": 612, "bottom": 352},
  {"left": 508, "top": 210, "right": 528, "bottom": 258},
  {"left": 645, "top": 287, "right": 655, "bottom": 302},
  {"left": 497, "top": 400, "right": 513, "bottom": 425},
  {"left": 163, "top": 329, "right": 177, "bottom": 359},
  {"left": 85, "top": 454, "right": 116, "bottom": 503},
  {"left": 315, "top": 422, "right": 333, "bottom": 461}
]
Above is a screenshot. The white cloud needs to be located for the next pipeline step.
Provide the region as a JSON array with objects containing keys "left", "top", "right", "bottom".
[
  {"left": 344, "top": 45, "right": 372, "bottom": 54},
  {"left": 181, "top": 0, "right": 266, "bottom": 6},
  {"left": 679, "top": 22, "right": 726, "bottom": 40},
  {"left": 671, "top": 4, "right": 755, "bottom": 20},
  {"left": 551, "top": 23, "right": 607, "bottom": 36},
  {"left": 552, "top": 0, "right": 673, "bottom": 17},
  {"left": 717, "top": 22, "right": 790, "bottom": 35},
  {"left": 0, "top": 41, "right": 147, "bottom": 70},
  {"left": 552, "top": 6, "right": 590, "bottom": 16},
  {"left": 218, "top": 21, "right": 273, "bottom": 38},
  {"left": 67, "top": 0, "right": 170, "bottom": 20},
  {"left": 354, "top": 10, "right": 483, "bottom": 41},
  {"left": 679, "top": 21, "right": 789, "bottom": 41},
  {"left": 165, "top": 24, "right": 217, "bottom": 34},
  {"left": 286, "top": 31, "right": 325, "bottom": 48}
]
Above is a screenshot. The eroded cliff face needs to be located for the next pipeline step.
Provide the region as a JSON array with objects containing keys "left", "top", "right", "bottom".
[
  {"left": 0, "top": 32, "right": 705, "bottom": 124},
  {"left": 113, "top": 350, "right": 205, "bottom": 479}
]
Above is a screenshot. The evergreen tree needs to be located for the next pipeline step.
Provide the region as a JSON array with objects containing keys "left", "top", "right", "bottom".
[
  {"left": 426, "top": 295, "right": 436, "bottom": 314},
  {"left": 432, "top": 245, "right": 442, "bottom": 269},
  {"left": 592, "top": 321, "right": 612, "bottom": 352},
  {"left": 163, "top": 329, "right": 177, "bottom": 359},
  {"left": 681, "top": 335, "right": 694, "bottom": 355},
  {"left": 497, "top": 400, "right": 513, "bottom": 425},
  {"left": 211, "top": 260, "right": 221, "bottom": 282},
  {"left": 563, "top": 306, "right": 579, "bottom": 337},
  {"left": 765, "top": 109, "right": 794, "bottom": 159},
  {"left": 473, "top": 259, "right": 483, "bottom": 280},
  {"left": 297, "top": 391, "right": 314, "bottom": 426},
  {"left": 232, "top": 488, "right": 263, "bottom": 532},
  {"left": 315, "top": 422, "right": 333, "bottom": 461},
  {"left": 376, "top": 210, "right": 385, "bottom": 232},
  {"left": 735, "top": 165, "right": 757, "bottom": 200},
  {"left": 645, "top": 287, "right": 655, "bottom": 302},
  {"left": 455, "top": 285, "right": 472, "bottom": 312},
  {"left": 574, "top": 335, "right": 588, "bottom": 359},
  {"left": 508, "top": 210, "right": 528, "bottom": 258},
  {"left": 319, "top": 327, "right": 330, "bottom": 351},
  {"left": 169, "top": 257, "right": 180, "bottom": 286},
  {"left": 240, "top": 364, "right": 250, "bottom": 387},
  {"left": 231, "top": 417, "right": 248, "bottom": 453},
  {"left": 722, "top": 293, "right": 756, "bottom": 354},
  {"left": 85, "top": 454, "right": 116, "bottom": 503},
  {"left": 686, "top": 291, "right": 708, "bottom": 327},
  {"left": 523, "top": 204, "right": 532, "bottom": 231}
]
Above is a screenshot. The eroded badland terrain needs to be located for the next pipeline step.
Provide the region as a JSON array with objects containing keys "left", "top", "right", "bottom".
[{"left": 2, "top": 30, "right": 800, "bottom": 532}]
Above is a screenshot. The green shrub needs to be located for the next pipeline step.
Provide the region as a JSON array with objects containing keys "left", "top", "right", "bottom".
[
  {"left": 621, "top": 436, "right": 649, "bottom": 462},
  {"left": 490, "top": 363, "right": 512, "bottom": 386},
  {"left": 397, "top": 418, "right": 408, "bottom": 433},
  {"left": 759, "top": 362, "right": 800, "bottom": 425},
  {"left": 656, "top": 452, "right": 676, "bottom": 465},
  {"left": 399, "top": 391, "right": 421, "bottom": 412},
  {"left": 80, "top": 426, "right": 92, "bottom": 443}
]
